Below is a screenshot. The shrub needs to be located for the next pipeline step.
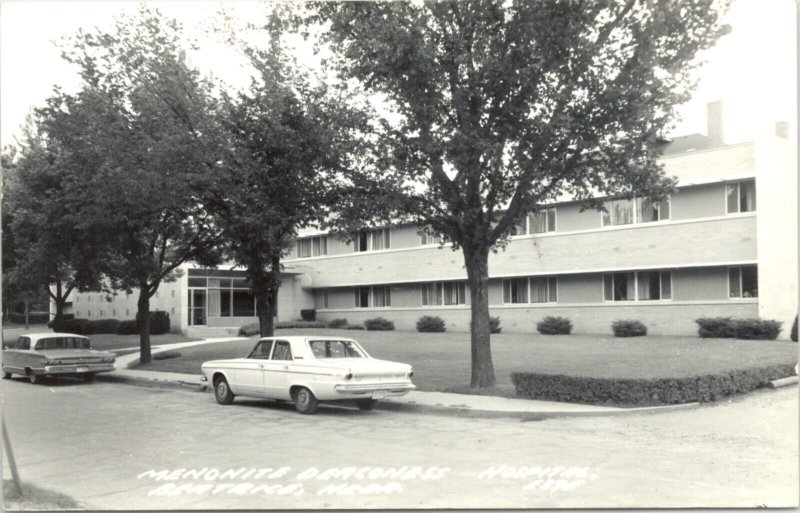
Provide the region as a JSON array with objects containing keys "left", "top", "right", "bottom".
[
  {"left": 149, "top": 311, "right": 170, "bottom": 335},
  {"left": 238, "top": 323, "right": 260, "bottom": 336},
  {"left": 790, "top": 315, "right": 797, "bottom": 342},
  {"left": 90, "top": 319, "right": 121, "bottom": 334},
  {"left": 344, "top": 324, "right": 365, "bottom": 330},
  {"left": 416, "top": 316, "right": 446, "bottom": 333},
  {"left": 300, "top": 309, "right": 316, "bottom": 321},
  {"left": 117, "top": 320, "right": 138, "bottom": 335},
  {"left": 152, "top": 350, "right": 182, "bottom": 360},
  {"left": 511, "top": 363, "right": 796, "bottom": 406},
  {"left": 733, "top": 319, "right": 782, "bottom": 340},
  {"left": 275, "top": 320, "right": 328, "bottom": 329},
  {"left": 364, "top": 317, "right": 395, "bottom": 331},
  {"left": 328, "top": 318, "right": 348, "bottom": 329},
  {"left": 489, "top": 316, "right": 502, "bottom": 334},
  {"left": 536, "top": 316, "right": 572, "bottom": 335},
  {"left": 695, "top": 317, "right": 736, "bottom": 338},
  {"left": 696, "top": 317, "right": 782, "bottom": 340},
  {"left": 47, "top": 314, "right": 75, "bottom": 328},
  {"left": 611, "top": 320, "right": 647, "bottom": 337},
  {"left": 52, "top": 318, "right": 93, "bottom": 335},
  {"left": 7, "top": 312, "right": 50, "bottom": 325}
]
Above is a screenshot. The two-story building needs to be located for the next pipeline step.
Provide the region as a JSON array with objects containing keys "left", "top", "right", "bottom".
[{"left": 59, "top": 103, "right": 798, "bottom": 338}]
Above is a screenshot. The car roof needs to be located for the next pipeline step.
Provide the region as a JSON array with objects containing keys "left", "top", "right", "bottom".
[
  {"left": 18, "top": 333, "right": 90, "bottom": 341},
  {"left": 256, "top": 335, "right": 356, "bottom": 343}
]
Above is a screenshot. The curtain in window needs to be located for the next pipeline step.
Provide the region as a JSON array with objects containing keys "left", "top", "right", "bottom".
[
  {"left": 741, "top": 266, "right": 758, "bottom": 297},
  {"left": 530, "top": 277, "right": 548, "bottom": 303},
  {"left": 637, "top": 272, "right": 660, "bottom": 300},
  {"left": 728, "top": 268, "right": 742, "bottom": 298},
  {"left": 373, "top": 287, "right": 391, "bottom": 307},
  {"left": 739, "top": 181, "right": 756, "bottom": 212},
  {"left": 503, "top": 278, "right": 528, "bottom": 303},
  {"left": 443, "top": 282, "right": 465, "bottom": 305},
  {"left": 613, "top": 200, "right": 634, "bottom": 225},
  {"left": 207, "top": 279, "right": 221, "bottom": 317},
  {"left": 531, "top": 211, "right": 548, "bottom": 233}
]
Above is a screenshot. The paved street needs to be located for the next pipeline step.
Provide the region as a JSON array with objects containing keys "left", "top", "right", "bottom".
[{"left": 2, "top": 378, "right": 797, "bottom": 510}]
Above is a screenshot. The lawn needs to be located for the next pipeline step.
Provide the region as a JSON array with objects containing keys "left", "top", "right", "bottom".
[
  {"left": 2, "top": 329, "right": 197, "bottom": 351},
  {"left": 133, "top": 328, "right": 798, "bottom": 393}
]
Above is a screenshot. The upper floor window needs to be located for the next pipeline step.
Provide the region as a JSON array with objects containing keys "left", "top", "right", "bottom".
[
  {"left": 354, "top": 286, "right": 392, "bottom": 308},
  {"left": 422, "top": 281, "right": 467, "bottom": 306},
  {"left": 530, "top": 208, "right": 556, "bottom": 233},
  {"left": 603, "top": 197, "right": 670, "bottom": 226},
  {"left": 298, "top": 236, "right": 328, "bottom": 258},
  {"left": 729, "top": 265, "right": 758, "bottom": 298},
  {"left": 355, "top": 229, "right": 391, "bottom": 252},
  {"left": 604, "top": 270, "right": 672, "bottom": 301},
  {"left": 726, "top": 179, "right": 756, "bottom": 214},
  {"left": 420, "top": 228, "right": 446, "bottom": 246}
]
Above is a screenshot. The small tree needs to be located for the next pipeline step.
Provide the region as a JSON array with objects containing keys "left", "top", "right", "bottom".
[{"left": 309, "top": 0, "right": 730, "bottom": 387}]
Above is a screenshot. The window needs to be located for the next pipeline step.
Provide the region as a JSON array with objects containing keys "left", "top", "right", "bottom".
[
  {"left": 604, "top": 272, "right": 635, "bottom": 301},
  {"left": 530, "top": 208, "right": 556, "bottom": 233},
  {"left": 271, "top": 341, "right": 293, "bottom": 361},
  {"left": 15, "top": 337, "right": 30, "bottom": 350},
  {"left": 249, "top": 340, "right": 273, "bottom": 359},
  {"left": 354, "top": 286, "right": 391, "bottom": 308},
  {"left": 729, "top": 266, "right": 758, "bottom": 298},
  {"left": 354, "top": 229, "right": 391, "bottom": 252},
  {"left": 727, "top": 179, "right": 756, "bottom": 213},
  {"left": 502, "top": 278, "right": 529, "bottom": 304},
  {"left": 314, "top": 290, "right": 329, "bottom": 309},
  {"left": 637, "top": 271, "right": 672, "bottom": 300},
  {"left": 530, "top": 277, "right": 558, "bottom": 303},
  {"left": 636, "top": 197, "right": 670, "bottom": 223},
  {"left": 420, "top": 229, "right": 445, "bottom": 246},
  {"left": 171, "top": 290, "right": 175, "bottom": 297},
  {"left": 422, "top": 281, "right": 466, "bottom": 306},
  {"left": 112, "top": 309, "right": 116, "bottom": 316},
  {"left": 510, "top": 217, "right": 527, "bottom": 236},
  {"left": 602, "top": 199, "right": 634, "bottom": 226},
  {"left": 298, "top": 236, "right": 328, "bottom": 258},
  {"left": 309, "top": 340, "right": 366, "bottom": 359}
]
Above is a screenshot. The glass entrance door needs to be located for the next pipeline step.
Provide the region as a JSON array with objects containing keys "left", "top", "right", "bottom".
[{"left": 188, "top": 289, "right": 207, "bottom": 326}]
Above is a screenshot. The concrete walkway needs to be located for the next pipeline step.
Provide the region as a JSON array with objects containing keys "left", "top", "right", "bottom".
[{"left": 104, "top": 337, "right": 699, "bottom": 419}]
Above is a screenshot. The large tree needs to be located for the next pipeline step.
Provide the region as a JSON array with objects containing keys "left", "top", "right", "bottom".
[
  {"left": 207, "top": 15, "right": 373, "bottom": 337},
  {"left": 39, "top": 8, "right": 224, "bottom": 363},
  {"left": 310, "top": 0, "right": 730, "bottom": 387}
]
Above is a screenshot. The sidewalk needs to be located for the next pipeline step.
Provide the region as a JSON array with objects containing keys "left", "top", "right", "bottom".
[{"left": 105, "top": 338, "right": 700, "bottom": 419}]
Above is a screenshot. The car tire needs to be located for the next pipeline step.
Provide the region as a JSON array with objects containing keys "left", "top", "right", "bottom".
[
  {"left": 355, "top": 399, "right": 376, "bottom": 411},
  {"left": 2, "top": 369, "right": 11, "bottom": 379},
  {"left": 82, "top": 373, "right": 96, "bottom": 383},
  {"left": 293, "top": 387, "right": 319, "bottom": 415},
  {"left": 28, "top": 371, "right": 38, "bottom": 384},
  {"left": 213, "top": 376, "right": 235, "bottom": 405}
]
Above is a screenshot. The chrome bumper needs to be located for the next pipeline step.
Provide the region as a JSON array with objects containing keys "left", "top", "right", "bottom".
[
  {"left": 39, "top": 363, "right": 116, "bottom": 375},
  {"left": 334, "top": 382, "right": 416, "bottom": 394}
]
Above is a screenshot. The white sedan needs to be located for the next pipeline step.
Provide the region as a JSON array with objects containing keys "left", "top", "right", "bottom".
[{"left": 200, "top": 336, "right": 416, "bottom": 414}]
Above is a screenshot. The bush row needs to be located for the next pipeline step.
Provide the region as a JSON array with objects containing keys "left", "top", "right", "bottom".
[
  {"left": 6, "top": 312, "right": 50, "bottom": 325},
  {"left": 696, "top": 317, "right": 782, "bottom": 340},
  {"left": 511, "top": 363, "right": 796, "bottom": 406},
  {"left": 49, "top": 311, "right": 170, "bottom": 335}
]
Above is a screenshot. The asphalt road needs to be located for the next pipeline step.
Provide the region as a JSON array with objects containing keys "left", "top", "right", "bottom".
[{"left": 2, "top": 377, "right": 797, "bottom": 510}]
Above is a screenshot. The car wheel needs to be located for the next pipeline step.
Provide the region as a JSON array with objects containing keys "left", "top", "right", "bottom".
[
  {"left": 82, "top": 373, "right": 96, "bottom": 383},
  {"left": 2, "top": 369, "right": 11, "bottom": 379},
  {"left": 293, "top": 387, "right": 319, "bottom": 415},
  {"left": 213, "top": 376, "right": 235, "bottom": 405},
  {"left": 355, "top": 399, "right": 376, "bottom": 411},
  {"left": 28, "top": 371, "right": 38, "bottom": 384}
]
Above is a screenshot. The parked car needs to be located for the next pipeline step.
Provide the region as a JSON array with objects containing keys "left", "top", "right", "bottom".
[
  {"left": 200, "top": 336, "right": 416, "bottom": 414},
  {"left": 2, "top": 333, "right": 116, "bottom": 383}
]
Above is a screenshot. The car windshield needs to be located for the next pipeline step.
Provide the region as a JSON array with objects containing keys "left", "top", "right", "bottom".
[
  {"left": 309, "top": 340, "right": 366, "bottom": 359},
  {"left": 34, "top": 337, "right": 91, "bottom": 350}
]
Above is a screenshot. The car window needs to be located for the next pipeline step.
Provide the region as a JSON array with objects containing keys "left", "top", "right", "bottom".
[
  {"left": 309, "top": 340, "right": 365, "bottom": 359},
  {"left": 34, "top": 337, "right": 91, "bottom": 350},
  {"left": 15, "top": 337, "right": 30, "bottom": 350},
  {"left": 249, "top": 340, "right": 273, "bottom": 359},
  {"left": 271, "top": 341, "right": 292, "bottom": 361}
]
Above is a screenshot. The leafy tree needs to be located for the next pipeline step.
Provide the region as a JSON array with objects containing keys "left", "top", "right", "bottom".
[
  {"left": 309, "top": 0, "right": 730, "bottom": 387},
  {"left": 207, "top": 15, "right": 372, "bottom": 337},
  {"left": 2, "top": 123, "right": 110, "bottom": 324},
  {"left": 39, "top": 8, "right": 224, "bottom": 363}
]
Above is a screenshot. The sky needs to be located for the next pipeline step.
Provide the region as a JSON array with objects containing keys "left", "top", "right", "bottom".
[{"left": 0, "top": 0, "right": 796, "bottom": 148}]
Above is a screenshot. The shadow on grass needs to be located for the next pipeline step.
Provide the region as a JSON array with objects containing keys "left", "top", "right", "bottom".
[{"left": 3, "top": 479, "right": 82, "bottom": 510}]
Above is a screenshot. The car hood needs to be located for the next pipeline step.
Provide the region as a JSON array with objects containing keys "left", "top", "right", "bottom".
[{"left": 34, "top": 349, "right": 115, "bottom": 359}]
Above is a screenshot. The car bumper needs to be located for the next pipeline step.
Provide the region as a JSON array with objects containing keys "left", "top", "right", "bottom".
[
  {"left": 37, "top": 363, "right": 116, "bottom": 375},
  {"left": 334, "top": 382, "right": 416, "bottom": 398}
]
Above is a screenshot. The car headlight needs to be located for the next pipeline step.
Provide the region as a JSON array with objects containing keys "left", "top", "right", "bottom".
[
  {"left": 408, "top": 370, "right": 414, "bottom": 378},
  {"left": 101, "top": 357, "right": 115, "bottom": 363}
]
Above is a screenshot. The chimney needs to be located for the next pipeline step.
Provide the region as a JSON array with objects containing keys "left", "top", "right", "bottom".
[
  {"left": 775, "top": 121, "right": 790, "bottom": 139},
  {"left": 707, "top": 101, "right": 725, "bottom": 147}
]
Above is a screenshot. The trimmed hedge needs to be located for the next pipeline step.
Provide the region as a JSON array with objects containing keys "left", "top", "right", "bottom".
[
  {"left": 8, "top": 312, "right": 50, "bottom": 325},
  {"left": 328, "top": 318, "right": 348, "bottom": 329},
  {"left": 696, "top": 317, "right": 782, "bottom": 340},
  {"left": 612, "top": 320, "right": 647, "bottom": 337},
  {"left": 50, "top": 318, "right": 93, "bottom": 335},
  {"left": 490, "top": 316, "right": 502, "bottom": 334},
  {"left": 364, "top": 317, "right": 395, "bottom": 331},
  {"left": 51, "top": 312, "right": 170, "bottom": 335},
  {"left": 238, "top": 323, "right": 260, "bottom": 336},
  {"left": 152, "top": 350, "right": 182, "bottom": 360},
  {"left": 416, "top": 316, "right": 446, "bottom": 333},
  {"left": 511, "top": 363, "right": 797, "bottom": 406},
  {"left": 790, "top": 315, "right": 797, "bottom": 342},
  {"left": 344, "top": 324, "right": 366, "bottom": 330},
  {"left": 536, "top": 316, "right": 572, "bottom": 335},
  {"left": 300, "top": 309, "right": 316, "bottom": 321},
  {"left": 118, "top": 320, "right": 138, "bottom": 335},
  {"left": 276, "top": 321, "right": 327, "bottom": 329}
]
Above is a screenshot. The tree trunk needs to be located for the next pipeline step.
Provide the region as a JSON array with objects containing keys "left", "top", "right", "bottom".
[
  {"left": 137, "top": 286, "right": 152, "bottom": 365},
  {"left": 23, "top": 301, "right": 29, "bottom": 330},
  {"left": 463, "top": 245, "right": 496, "bottom": 388},
  {"left": 256, "top": 292, "right": 275, "bottom": 337}
]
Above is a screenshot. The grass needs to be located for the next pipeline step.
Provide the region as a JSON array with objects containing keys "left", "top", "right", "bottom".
[
  {"left": 2, "top": 330, "right": 197, "bottom": 351},
  {"left": 3, "top": 479, "right": 82, "bottom": 510},
  {"left": 132, "top": 328, "right": 798, "bottom": 393}
]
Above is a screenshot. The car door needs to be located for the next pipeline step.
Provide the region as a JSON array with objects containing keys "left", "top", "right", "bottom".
[
  {"left": 262, "top": 340, "right": 293, "bottom": 399},
  {"left": 2, "top": 337, "right": 28, "bottom": 372},
  {"left": 234, "top": 340, "right": 273, "bottom": 397}
]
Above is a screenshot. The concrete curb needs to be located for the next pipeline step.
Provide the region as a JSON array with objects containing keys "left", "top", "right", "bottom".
[{"left": 769, "top": 375, "right": 799, "bottom": 388}]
